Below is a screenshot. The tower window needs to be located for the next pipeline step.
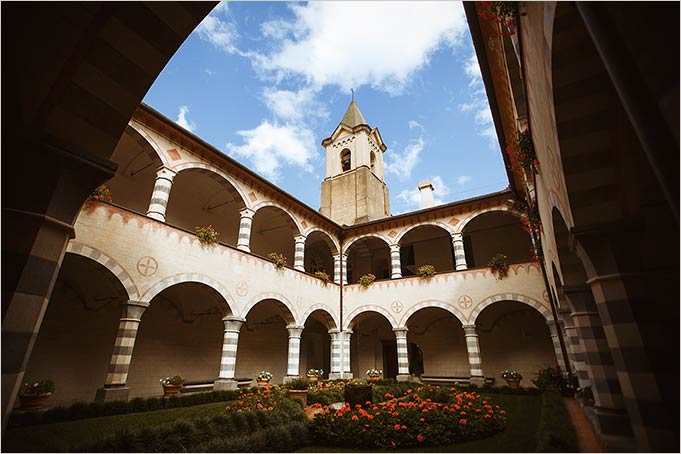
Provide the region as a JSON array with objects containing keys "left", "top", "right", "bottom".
[
  {"left": 370, "top": 151, "right": 376, "bottom": 173},
  {"left": 341, "top": 149, "right": 351, "bottom": 172}
]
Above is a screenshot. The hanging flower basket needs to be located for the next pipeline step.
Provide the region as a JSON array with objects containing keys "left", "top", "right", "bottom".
[
  {"left": 358, "top": 274, "right": 376, "bottom": 288},
  {"left": 488, "top": 253, "right": 509, "bottom": 280}
]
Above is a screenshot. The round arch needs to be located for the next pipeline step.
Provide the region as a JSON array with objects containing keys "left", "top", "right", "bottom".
[
  {"left": 345, "top": 305, "right": 398, "bottom": 330},
  {"left": 252, "top": 201, "right": 304, "bottom": 236},
  {"left": 395, "top": 221, "right": 455, "bottom": 244},
  {"left": 141, "top": 273, "right": 234, "bottom": 311},
  {"left": 65, "top": 242, "right": 139, "bottom": 300},
  {"left": 241, "top": 292, "right": 297, "bottom": 325},
  {"left": 342, "top": 233, "right": 392, "bottom": 254},
  {"left": 468, "top": 293, "right": 551, "bottom": 325},
  {"left": 172, "top": 162, "right": 250, "bottom": 209},
  {"left": 128, "top": 121, "right": 170, "bottom": 168},
  {"left": 456, "top": 206, "right": 522, "bottom": 234},
  {"left": 304, "top": 227, "right": 340, "bottom": 254},
  {"left": 301, "top": 305, "right": 339, "bottom": 331},
  {"left": 398, "top": 300, "right": 466, "bottom": 327}
]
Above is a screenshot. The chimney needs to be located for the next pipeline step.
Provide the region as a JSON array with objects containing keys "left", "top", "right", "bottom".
[{"left": 418, "top": 180, "right": 435, "bottom": 208}]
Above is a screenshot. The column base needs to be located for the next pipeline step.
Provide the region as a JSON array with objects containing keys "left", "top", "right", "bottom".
[
  {"left": 470, "top": 376, "right": 486, "bottom": 387},
  {"left": 95, "top": 385, "right": 130, "bottom": 402},
  {"left": 396, "top": 374, "right": 411, "bottom": 382},
  {"left": 214, "top": 379, "right": 239, "bottom": 391},
  {"left": 284, "top": 375, "right": 300, "bottom": 383}
]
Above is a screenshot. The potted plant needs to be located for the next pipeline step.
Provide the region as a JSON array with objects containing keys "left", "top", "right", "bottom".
[
  {"left": 267, "top": 252, "right": 287, "bottom": 270},
  {"left": 358, "top": 273, "right": 376, "bottom": 288},
  {"left": 160, "top": 375, "right": 186, "bottom": 396},
  {"left": 285, "top": 377, "right": 310, "bottom": 406},
  {"left": 18, "top": 379, "right": 54, "bottom": 410},
  {"left": 365, "top": 368, "right": 382, "bottom": 383},
  {"left": 488, "top": 253, "right": 509, "bottom": 279},
  {"left": 501, "top": 370, "right": 523, "bottom": 388},
  {"left": 307, "top": 368, "right": 323, "bottom": 383},
  {"left": 86, "top": 185, "right": 112, "bottom": 204},
  {"left": 416, "top": 264, "right": 436, "bottom": 279},
  {"left": 344, "top": 379, "right": 372, "bottom": 407},
  {"left": 314, "top": 271, "right": 331, "bottom": 285},
  {"left": 195, "top": 225, "right": 219, "bottom": 246},
  {"left": 256, "top": 370, "right": 273, "bottom": 386}
]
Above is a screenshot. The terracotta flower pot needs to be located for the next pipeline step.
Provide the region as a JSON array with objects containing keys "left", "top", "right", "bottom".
[
  {"left": 307, "top": 376, "right": 319, "bottom": 384},
  {"left": 18, "top": 393, "right": 51, "bottom": 410},
  {"left": 505, "top": 378, "right": 521, "bottom": 389},
  {"left": 288, "top": 389, "right": 308, "bottom": 407},
  {"left": 162, "top": 384, "right": 183, "bottom": 396},
  {"left": 257, "top": 379, "right": 271, "bottom": 387},
  {"left": 367, "top": 375, "right": 380, "bottom": 383}
]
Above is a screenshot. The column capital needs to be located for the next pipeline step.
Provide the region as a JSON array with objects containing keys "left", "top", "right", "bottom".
[
  {"left": 222, "top": 316, "right": 246, "bottom": 331},
  {"left": 393, "top": 327, "right": 409, "bottom": 336},
  {"left": 389, "top": 243, "right": 401, "bottom": 253},
  {"left": 121, "top": 300, "right": 150, "bottom": 320},
  {"left": 341, "top": 329, "right": 353, "bottom": 335},
  {"left": 155, "top": 166, "right": 177, "bottom": 181},
  {"left": 286, "top": 324, "right": 305, "bottom": 337},
  {"left": 294, "top": 234, "right": 307, "bottom": 243},
  {"left": 462, "top": 324, "right": 478, "bottom": 335},
  {"left": 333, "top": 253, "right": 348, "bottom": 260},
  {"left": 451, "top": 232, "right": 464, "bottom": 241},
  {"left": 239, "top": 207, "right": 256, "bottom": 219},
  {"left": 328, "top": 328, "right": 340, "bottom": 335}
]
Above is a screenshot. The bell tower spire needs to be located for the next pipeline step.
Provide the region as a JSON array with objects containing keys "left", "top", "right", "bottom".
[{"left": 319, "top": 98, "right": 391, "bottom": 225}]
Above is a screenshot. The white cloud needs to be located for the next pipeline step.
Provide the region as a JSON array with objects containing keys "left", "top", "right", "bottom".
[
  {"left": 458, "top": 51, "right": 496, "bottom": 145},
  {"left": 262, "top": 87, "right": 329, "bottom": 123},
  {"left": 408, "top": 120, "right": 424, "bottom": 131},
  {"left": 396, "top": 175, "right": 451, "bottom": 210},
  {"left": 175, "top": 105, "right": 196, "bottom": 132},
  {"left": 204, "top": 68, "right": 213, "bottom": 76},
  {"left": 254, "top": 2, "right": 468, "bottom": 95},
  {"left": 385, "top": 120, "right": 428, "bottom": 180},
  {"left": 225, "top": 122, "right": 316, "bottom": 182},
  {"left": 456, "top": 175, "right": 472, "bottom": 186},
  {"left": 195, "top": 5, "right": 239, "bottom": 54}
]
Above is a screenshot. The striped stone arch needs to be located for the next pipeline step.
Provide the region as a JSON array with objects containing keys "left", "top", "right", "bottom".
[
  {"left": 172, "top": 162, "right": 250, "bottom": 209},
  {"left": 468, "top": 293, "right": 552, "bottom": 325},
  {"left": 345, "top": 305, "right": 398, "bottom": 330},
  {"left": 140, "top": 273, "right": 234, "bottom": 314},
  {"left": 128, "top": 121, "right": 170, "bottom": 168},
  {"left": 301, "top": 304, "right": 339, "bottom": 330},
  {"left": 394, "top": 221, "right": 455, "bottom": 244},
  {"left": 398, "top": 300, "right": 466, "bottom": 326},
  {"left": 241, "top": 292, "right": 297, "bottom": 325},
  {"left": 303, "top": 227, "right": 340, "bottom": 254},
  {"left": 251, "top": 201, "right": 304, "bottom": 236},
  {"left": 456, "top": 205, "right": 522, "bottom": 234},
  {"left": 342, "top": 233, "right": 392, "bottom": 254},
  {"left": 66, "top": 242, "right": 139, "bottom": 300}
]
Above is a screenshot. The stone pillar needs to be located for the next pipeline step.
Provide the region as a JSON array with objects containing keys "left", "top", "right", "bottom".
[
  {"left": 236, "top": 208, "right": 255, "bottom": 253},
  {"left": 293, "top": 235, "right": 306, "bottom": 272},
  {"left": 389, "top": 244, "right": 402, "bottom": 279},
  {"left": 214, "top": 316, "right": 246, "bottom": 390},
  {"left": 393, "top": 328, "right": 410, "bottom": 381},
  {"left": 546, "top": 319, "right": 567, "bottom": 372},
  {"left": 146, "top": 166, "right": 176, "bottom": 222},
  {"left": 333, "top": 254, "right": 348, "bottom": 284},
  {"left": 451, "top": 233, "right": 468, "bottom": 270},
  {"left": 96, "top": 301, "right": 150, "bottom": 401},
  {"left": 341, "top": 329, "right": 353, "bottom": 378},
  {"left": 559, "top": 307, "right": 588, "bottom": 387},
  {"left": 328, "top": 329, "right": 342, "bottom": 380},
  {"left": 463, "top": 324, "right": 485, "bottom": 386},
  {"left": 285, "top": 325, "right": 304, "bottom": 380}
]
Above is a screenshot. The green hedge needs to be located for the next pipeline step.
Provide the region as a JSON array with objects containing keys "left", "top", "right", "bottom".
[
  {"left": 534, "top": 391, "right": 578, "bottom": 452},
  {"left": 9, "top": 389, "right": 246, "bottom": 428}
]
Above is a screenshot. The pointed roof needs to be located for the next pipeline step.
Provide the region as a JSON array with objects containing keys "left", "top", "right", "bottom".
[{"left": 340, "top": 100, "right": 368, "bottom": 128}]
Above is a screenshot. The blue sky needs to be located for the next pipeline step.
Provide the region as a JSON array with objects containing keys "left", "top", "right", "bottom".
[{"left": 143, "top": 1, "right": 508, "bottom": 214}]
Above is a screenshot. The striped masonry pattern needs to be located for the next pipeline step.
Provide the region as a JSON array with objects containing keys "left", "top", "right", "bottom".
[
  {"left": 393, "top": 328, "right": 409, "bottom": 375},
  {"left": 219, "top": 317, "right": 246, "bottom": 379},
  {"left": 560, "top": 309, "right": 591, "bottom": 389},
  {"left": 141, "top": 272, "right": 234, "bottom": 307},
  {"left": 469, "top": 293, "right": 552, "bottom": 324},
  {"left": 293, "top": 235, "right": 306, "bottom": 271},
  {"left": 545, "top": 320, "right": 567, "bottom": 371},
  {"left": 340, "top": 254, "right": 348, "bottom": 285},
  {"left": 146, "top": 167, "right": 176, "bottom": 222},
  {"left": 328, "top": 329, "right": 342, "bottom": 374},
  {"left": 462, "top": 324, "right": 484, "bottom": 378},
  {"left": 171, "top": 163, "right": 248, "bottom": 209},
  {"left": 105, "top": 301, "right": 150, "bottom": 385},
  {"left": 286, "top": 325, "right": 304, "bottom": 376},
  {"left": 451, "top": 233, "right": 468, "bottom": 270},
  {"left": 333, "top": 255, "right": 342, "bottom": 284},
  {"left": 66, "top": 242, "right": 139, "bottom": 300},
  {"left": 237, "top": 209, "right": 255, "bottom": 252},
  {"left": 341, "top": 330, "right": 352, "bottom": 374},
  {"left": 389, "top": 244, "right": 402, "bottom": 279}
]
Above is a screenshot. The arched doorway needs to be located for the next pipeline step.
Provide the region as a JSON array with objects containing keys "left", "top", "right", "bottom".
[
  {"left": 300, "top": 309, "right": 336, "bottom": 379},
  {"left": 349, "top": 311, "right": 396, "bottom": 379}
]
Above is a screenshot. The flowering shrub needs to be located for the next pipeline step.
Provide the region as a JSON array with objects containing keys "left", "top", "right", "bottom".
[
  {"left": 195, "top": 225, "right": 219, "bottom": 246},
  {"left": 268, "top": 252, "right": 287, "bottom": 270},
  {"left": 478, "top": 1, "right": 518, "bottom": 37},
  {"left": 86, "top": 185, "right": 112, "bottom": 204},
  {"left": 358, "top": 274, "right": 376, "bottom": 287},
  {"left": 225, "top": 385, "right": 304, "bottom": 420},
  {"left": 533, "top": 365, "right": 580, "bottom": 396},
  {"left": 310, "top": 385, "right": 506, "bottom": 449},
  {"left": 501, "top": 370, "right": 523, "bottom": 381},
  {"left": 159, "top": 375, "right": 186, "bottom": 386},
  {"left": 20, "top": 379, "right": 54, "bottom": 395},
  {"left": 307, "top": 369, "right": 324, "bottom": 378},
  {"left": 314, "top": 271, "right": 331, "bottom": 285},
  {"left": 416, "top": 264, "right": 436, "bottom": 279},
  {"left": 506, "top": 130, "right": 539, "bottom": 176},
  {"left": 256, "top": 371, "right": 273, "bottom": 381},
  {"left": 488, "top": 253, "right": 509, "bottom": 279}
]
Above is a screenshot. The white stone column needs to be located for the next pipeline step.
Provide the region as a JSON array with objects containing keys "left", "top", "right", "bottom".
[
  {"left": 328, "top": 329, "right": 342, "bottom": 380},
  {"left": 236, "top": 208, "right": 255, "bottom": 253},
  {"left": 394, "top": 327, "right": 410, "bottom": 381},
  {"left": 333, "top": 253, "right": 348, "bottom": 284},
  {"left": 341, "top": 329, "right": 353, "bottom": 378},
  {"left": 451, "top": 233, "right": 468, "bottom": 270},
  {"left": 389, "top": 244, "right": 402, "bottom": 279},
  {"left": 286, "top": 324, "right": 304, "bottom": 380},
  {"left": 215, "top": 316, "right": 246, "bottom": 390},
  {"left": 463, "top": 324, "right": 485, "bottom": 386},
  {"left": 146, "top": 167, "right": 176, "bottom": 222},
  {"left": 294, "top": 235, "right": 306, "bottom": 272},
  {"left": 96, "top": 301, "right": 150, "bottom": 401}
]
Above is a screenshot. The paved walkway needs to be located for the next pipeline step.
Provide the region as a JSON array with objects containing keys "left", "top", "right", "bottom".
[{"left": 564, "top": 397, "right": 602, "bottom": 453}]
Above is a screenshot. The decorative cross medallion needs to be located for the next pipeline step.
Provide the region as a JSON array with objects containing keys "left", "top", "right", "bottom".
[
  {"left": 136, "top": 256, "right": 158, "bottom": 277},
  {"left": 236, "top": 281, "right": 249, "bottom": 297},
  {"left": 391, "top": 301, "right": 403, "bottom": 313},
  {"left": 458, "top": 295, "right": 473, "bottom": 309}
]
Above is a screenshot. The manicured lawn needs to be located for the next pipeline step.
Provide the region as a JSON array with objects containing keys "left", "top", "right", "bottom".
[
  {"left": 3, "top": 401, "right": 229, "bottom": 452},
  {"left": 299, "top": 393, "right": 545, "bottom": 452}
]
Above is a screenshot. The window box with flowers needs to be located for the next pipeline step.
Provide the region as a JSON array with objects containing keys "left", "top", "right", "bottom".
[
  {"left": 314, "top": 271, "right": 331, "bottom": 285},
  {"left": 160, "top": 375, "right": 186, "bottom": 396},
  {"left": 358, "top": 273, "right": 376, "bottom": 288},
  {"left": 267, "top": 252, "right": 287, "bottom": 270},
  {"left": 18, "top": 378, "right": 54, "bottom": 410},
  {"left": 195, "top": 225, "right": 219, "bottom": 246},
  {"left": 365, "top": 368, "right": 382, "bottom": 383},
  {"left": 416, "top": 264, "right": 436, "bottom": 279},
  {"left": 501, "top": 370, "right": 523, "bottom": 388},
  {"left": 488, "top": 253, "right": 509, "bottom": 280},
  {"left": 307, "top": 368, "right": 323, "bottom": 383},
  {"left": 256, "top": 370, "right": 273, "bottom": 386}
]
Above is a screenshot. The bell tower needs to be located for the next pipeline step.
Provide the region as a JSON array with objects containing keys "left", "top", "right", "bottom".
[{"left": 320, "top": 98, "right": 390, "bottom": 225}]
